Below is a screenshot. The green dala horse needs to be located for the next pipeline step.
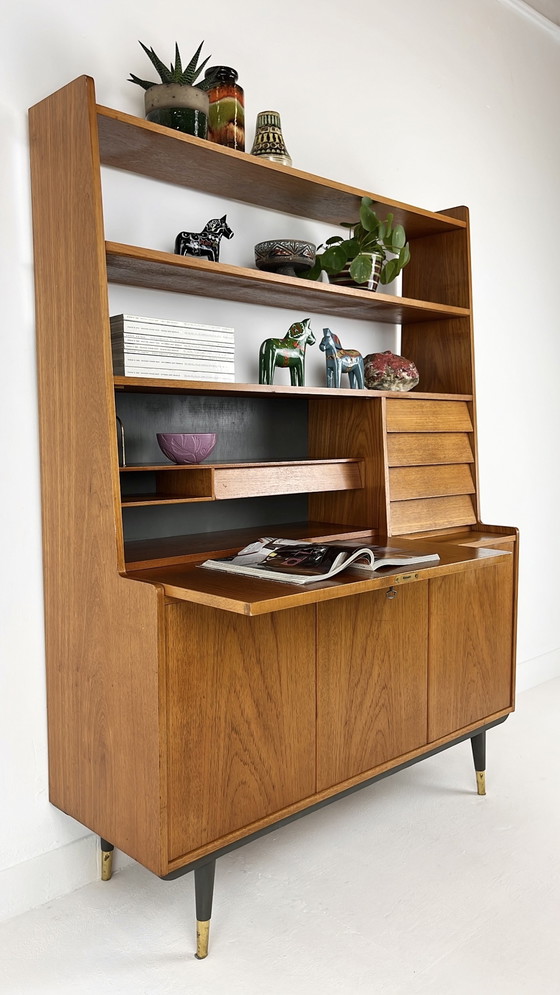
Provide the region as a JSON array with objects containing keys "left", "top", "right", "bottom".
[{"left": 258, "top": 319, "right": 316, "bottom": 386}]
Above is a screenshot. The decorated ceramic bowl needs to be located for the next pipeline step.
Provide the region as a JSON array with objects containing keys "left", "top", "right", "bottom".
[
  {"left": 156, "top": 433, "right": 217, "bottom": 464},
  {"left": 254, "top": 239, "right": 316, "bottom": 277}
]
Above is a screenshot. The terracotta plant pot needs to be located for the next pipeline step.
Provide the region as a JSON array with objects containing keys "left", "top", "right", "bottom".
[{"left": 144, "top": 83, "right": 209, "bottom": 137}]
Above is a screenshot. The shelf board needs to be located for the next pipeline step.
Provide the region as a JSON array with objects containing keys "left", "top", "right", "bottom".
[
  {"left": 113, "top": 376, "right": 473, "bottom": 400},
  {"left": 106, "top": 242, "right": 470, "bottom": 325},
  {"left": 120, "top": 457, "right": 364, "bottom": 506},
  {"left": 97, "top": 102, "right": 466, "bottom": 239}
]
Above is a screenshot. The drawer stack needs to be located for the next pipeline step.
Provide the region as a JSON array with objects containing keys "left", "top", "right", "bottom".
[{"left": 385, "top": 398, "right": 477, "bottom": 535}]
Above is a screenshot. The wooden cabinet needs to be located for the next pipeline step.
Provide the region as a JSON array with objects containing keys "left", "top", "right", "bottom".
[{"left": 28, "top": 75, "right": 518, "bottom": 957}]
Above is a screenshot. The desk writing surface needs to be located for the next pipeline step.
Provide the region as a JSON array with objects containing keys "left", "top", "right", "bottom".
[{"left": 126, "top": 542, "right": 511, "bottom": 616}]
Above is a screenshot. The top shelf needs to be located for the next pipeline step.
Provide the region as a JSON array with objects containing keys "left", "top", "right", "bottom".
[{"left": 96, "top": 101, "right": 467, "bottom": 239}]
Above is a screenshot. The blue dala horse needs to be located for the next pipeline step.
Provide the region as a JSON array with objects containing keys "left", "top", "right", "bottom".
[
  {"left": 319, "top": 327, "right": 365, "bottom": 389},
  {"left": 259, "top": 319, "right": 316, "bottom": 386},
  {"left": 174, "top": 215, "right": 234, "bottom": 263}
]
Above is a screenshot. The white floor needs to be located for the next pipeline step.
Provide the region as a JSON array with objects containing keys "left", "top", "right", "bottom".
[{"left": 1, "top": 679, "right": 560, "bottom": 995}]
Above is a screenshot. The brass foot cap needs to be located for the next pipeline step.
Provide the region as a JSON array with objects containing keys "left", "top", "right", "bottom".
[
  {"left": 101, "top": 851, "right": 113, "bottom": 881},
  {"left": 476, "top": 770, "right": 486, "bottom": 796},
  {"left": 195, "top": 920, "right": 210, "bottom": 959}
]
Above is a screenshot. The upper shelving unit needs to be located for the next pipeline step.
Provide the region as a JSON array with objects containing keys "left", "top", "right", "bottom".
[{"left": 96, "top": 102, "right": 466, "bottom": 238}]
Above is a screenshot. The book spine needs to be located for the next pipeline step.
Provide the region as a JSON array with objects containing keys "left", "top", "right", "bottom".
[
  {"left": 110, "top": 316, "right": 234, "bottom": 343},
  {"left": 114, "top": 368, "right": 236, "bottom": 382},
  {"left": 112, "top": 336, "right": 234, "bottom": 356},
  {"left": 114, "top": 355, "right": 235, "bottom": 373}
]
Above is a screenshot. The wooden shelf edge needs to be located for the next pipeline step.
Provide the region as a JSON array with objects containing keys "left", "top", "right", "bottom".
[{"left": 113, "top": 377, "right": 473, "bottom": 400}]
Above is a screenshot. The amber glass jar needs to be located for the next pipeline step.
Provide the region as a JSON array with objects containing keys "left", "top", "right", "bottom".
[{"left": 205, "top": 66, "right": 245, "bottom": 151}]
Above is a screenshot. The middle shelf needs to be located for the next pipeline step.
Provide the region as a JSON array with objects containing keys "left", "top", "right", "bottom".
[
  {"left": 106, "top": 243, "right": 471, "bottom": 324},
  {"left": 119, "top": 457, "right": 364, "bottom": 507}
]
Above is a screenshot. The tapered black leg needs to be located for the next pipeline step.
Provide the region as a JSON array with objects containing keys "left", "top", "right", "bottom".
[
  {"left": 100, "top": 838, "right": 114, "bottom": 880},
  {"left": 471, "top": 730, "right": 486, "bottom": 795},
  {"left": 194, "top": 860, "right": 216, "bottom": 959}
]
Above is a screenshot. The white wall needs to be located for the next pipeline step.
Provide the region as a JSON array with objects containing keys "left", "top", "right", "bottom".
[{"left": 1, "top": 0, "right": 559, "bottom": 920}]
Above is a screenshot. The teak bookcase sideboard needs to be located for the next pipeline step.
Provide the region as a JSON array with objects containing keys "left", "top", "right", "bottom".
[{"left": 29, "top": 76, "right": 518, "bottom": 960}]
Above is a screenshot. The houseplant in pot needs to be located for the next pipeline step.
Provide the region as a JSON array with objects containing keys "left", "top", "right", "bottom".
[
  {"left": 128, "top": 41, "right": 221, "bottom": 138},
  {"left": 303, "top": 196, "right": 411, "bottom": 291}
]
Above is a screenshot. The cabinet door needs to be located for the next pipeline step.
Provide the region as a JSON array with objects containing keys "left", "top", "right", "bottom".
[
  {"left": 428, "top": 559, "right": 514, "bottom": 742},
  {"left": 165, "top": 602, "right": 316, "bottom": 862},
  {"left": 317, "top": 585, "right": 428, "bottom": 792}
]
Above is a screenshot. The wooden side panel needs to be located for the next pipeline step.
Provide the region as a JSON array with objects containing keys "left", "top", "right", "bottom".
[
  {"left": 387, "top": 433, "right": 474, "bottom": 466},
  {"left": 428, "top": 559, "right": 514, "bottom": 741},
  {"left": 308, "top": 396, "right": 388, "bottom": 531},
  {"left": 166, "top": 602, "right": 316, "bottom": 862},
  {"left": 385, "top": 399, "right": 473, "bottom": 433},
  {"left": 316, "top": 585, "right": 428, "bottom": 790},
  {"left": 391, "top": 495, "right": 477, "bottom": 534},
  {"left": 29, "top": 77, "right": 165, "bottom": 872}
]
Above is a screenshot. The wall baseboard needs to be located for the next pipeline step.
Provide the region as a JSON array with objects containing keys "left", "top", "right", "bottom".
[
  {"left": 0, "top": 835, "right": 133, "bottom": 924},
  {"left": 516, "top": 647, "right": 560, "bottom": 695}
]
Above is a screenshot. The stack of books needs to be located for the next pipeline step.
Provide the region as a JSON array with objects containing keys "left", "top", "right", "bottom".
[{"left": 110, "top": 314, "right": 235, "bottom": 382}]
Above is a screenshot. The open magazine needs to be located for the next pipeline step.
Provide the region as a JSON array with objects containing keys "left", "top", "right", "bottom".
[{"left": 199, "top": 537, "right": 440, "bottom": 586}]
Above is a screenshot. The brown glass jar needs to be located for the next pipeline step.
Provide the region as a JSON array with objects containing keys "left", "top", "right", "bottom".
[{"left": 204, "top": 66, "right": 245, "bottom": 151}]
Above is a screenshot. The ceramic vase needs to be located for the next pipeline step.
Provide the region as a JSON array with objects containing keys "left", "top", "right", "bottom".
[
  {"left": 144, "top": 83, "right": 209, "bottom": 138},
  {"left": 205, "top": 66, "right": 245, "bottom": 150},
  {"left": 329, "top": 253, "right": 383, "bottom": 292},
  {"left": 250, "top": 111, "right": 292, "bottom": 166}
]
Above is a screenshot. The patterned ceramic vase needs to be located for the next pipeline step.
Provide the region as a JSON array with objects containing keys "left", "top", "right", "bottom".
[
  {"left": 144, "top": 83, "right": 209, "bottom": 138},
  {"left": 363, "top": 351, "right": 419, "bottom": 391},
  {"left": 250, "top": 111, "right": 292, "bottom": 166},
  {"left": 205, "top": 67, "right": 245, "bottom": 150}
]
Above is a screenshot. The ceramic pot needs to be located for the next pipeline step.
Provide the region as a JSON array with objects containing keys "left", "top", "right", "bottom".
[
  {"left": 329, "top": 253, "right": 383, "bottom": 292},
  {"left": 144, "top": 83, "right": 209, "bottom": 137}
]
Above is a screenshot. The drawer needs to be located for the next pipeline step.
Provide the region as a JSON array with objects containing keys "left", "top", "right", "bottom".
[
  {"left": 390, "top": 494, "right": 477, "bottom": 534},
  {"left": 387, "top": 433, "right": 474, "bottom": 467},
  {"left": 385, "top": 399, "right": 473, "bottom": 433},
  {"left": 389, "top": 464, "right": 475, "bottom": 501}
]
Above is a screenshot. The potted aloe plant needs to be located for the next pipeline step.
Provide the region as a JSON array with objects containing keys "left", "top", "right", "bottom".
[
  {"left": 304, "top": 196, "right": 411, "bottom": 291},
  {"left": 128, "top": 41, "right": 221, "bottom": 138}
]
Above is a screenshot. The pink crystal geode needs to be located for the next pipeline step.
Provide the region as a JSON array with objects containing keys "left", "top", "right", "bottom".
[{"left": 363, "top": 351, "right": 419, "bottom": 391}]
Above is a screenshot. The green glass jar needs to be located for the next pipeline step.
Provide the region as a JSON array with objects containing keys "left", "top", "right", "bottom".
[{"left": 205, "top": 67, "right": 245, "bottom": 151}]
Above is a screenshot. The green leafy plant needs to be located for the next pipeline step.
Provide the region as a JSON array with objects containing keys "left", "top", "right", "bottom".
[
  {"left": 304, "top": 197, "right": 411, "bottom": 287},
  {"left": 128, "top": 41, "right": 220, "bottom": 91}
]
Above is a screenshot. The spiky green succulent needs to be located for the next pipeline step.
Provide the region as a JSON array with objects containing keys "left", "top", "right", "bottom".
[{"left": 129, "top": 41, "right": 220, "bottom": 91}]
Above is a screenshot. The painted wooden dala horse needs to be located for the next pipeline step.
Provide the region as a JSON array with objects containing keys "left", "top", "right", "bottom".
[
  {"left": 174, "top": 215, "right": 234, "bottom": 262},
  {"left": 259, "top": 319, "right": 316, "bottom": 386},
  {"left": 319, "top": 327, "right": 365, "bottom": 389}
]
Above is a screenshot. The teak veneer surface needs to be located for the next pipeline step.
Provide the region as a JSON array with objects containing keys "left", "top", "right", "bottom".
[
  {"left": 127, "top": 544, "right": 511, "bottom": 616},
  {"left": 317, "top": 584, "right": 428, "bottom": 790},
  {"left": 97, "top": 101, "right": 467, "bottom": 237},
  {"left": 106, "top": 243, "right": 470, "bottom": 325}
]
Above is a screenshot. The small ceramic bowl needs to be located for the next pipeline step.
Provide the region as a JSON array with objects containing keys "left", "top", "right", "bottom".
[
  {"left": 157, "top": 433, "right": 217, "bottom": 464},
  {"left": 254, "top": 239, "right": 316, "bottom": 277}
]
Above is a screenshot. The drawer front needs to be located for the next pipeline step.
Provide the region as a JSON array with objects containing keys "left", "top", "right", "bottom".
[
  {"left": 385, "top": 399, "right": 473, "bottom": 433},
  {"left": 387, "top": 432, "right": 474, "bottom": 467},
  {"left": 389, "top": 464, "right": 475, "bottom": 501},
  {"left": 390, "top": 494, "right": 477, "bottom": 535}
]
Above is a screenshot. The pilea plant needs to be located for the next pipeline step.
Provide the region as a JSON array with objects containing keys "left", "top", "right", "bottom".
[{"left": 304, "top": 196, "right": 411, "bottom": 288}]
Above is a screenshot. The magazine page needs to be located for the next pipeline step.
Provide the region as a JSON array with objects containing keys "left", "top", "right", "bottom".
[{"left": 199, "top": 538, "right": 439, "bottom": 586}]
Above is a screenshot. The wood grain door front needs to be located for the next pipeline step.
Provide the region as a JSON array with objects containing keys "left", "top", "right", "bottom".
[
  {"left": 165, "top": 601, "right": 316, "bottom": 862},
  {"left": 317, "top": 584, "right": 428, "bottom": 791},
  {"left": 428, "top": 559, "right": 514, "bottom": 742}
]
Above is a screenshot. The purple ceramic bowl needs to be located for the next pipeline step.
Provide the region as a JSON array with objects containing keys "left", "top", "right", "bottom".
[{"left": 156, "top": 433, "right": 217, "bottom": 464}]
